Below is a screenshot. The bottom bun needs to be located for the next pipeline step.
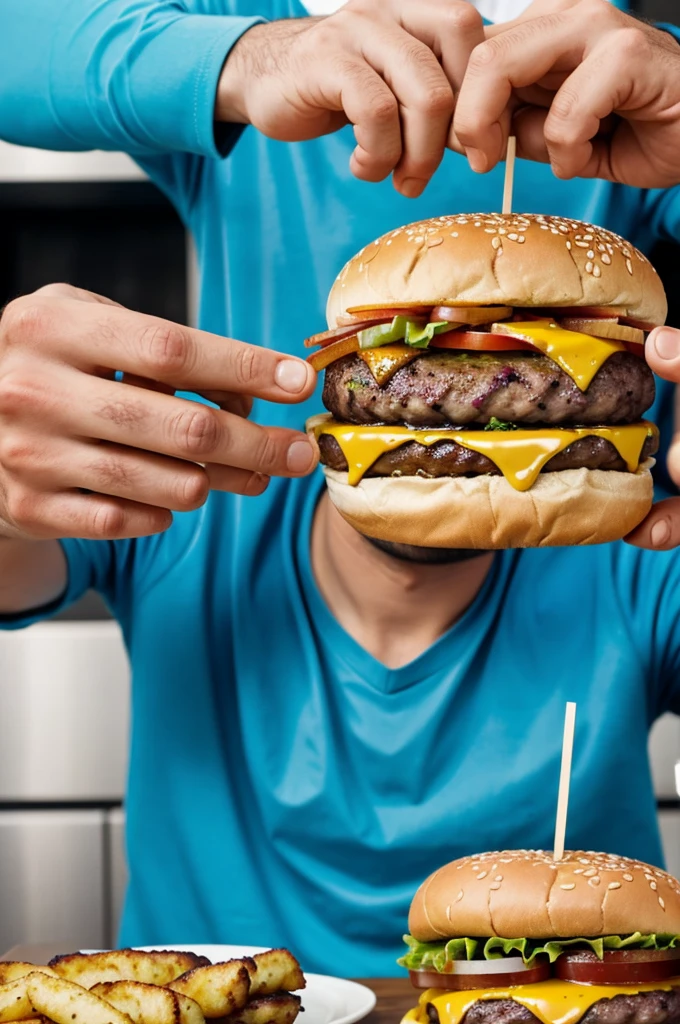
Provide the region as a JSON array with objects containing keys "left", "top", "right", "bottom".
[{"left": 323, "top": 460, "right": 655, "bottom": 549}]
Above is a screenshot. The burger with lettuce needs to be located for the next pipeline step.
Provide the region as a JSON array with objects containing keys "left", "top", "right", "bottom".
[
  {"left": 399, "top": 850, "right": 680, "bottom": 1024},
  {"left": 304, "top": 214, "right": 666, "bottom": 549}
]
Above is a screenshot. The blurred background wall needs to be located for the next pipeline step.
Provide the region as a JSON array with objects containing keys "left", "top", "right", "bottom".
[{"left": 0, "top": 0, "right": 679, "bottom": 954}]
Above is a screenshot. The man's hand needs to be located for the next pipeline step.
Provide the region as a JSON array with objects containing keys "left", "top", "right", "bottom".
[
  {"left": 454, "top": 0, "right": 680, "bottom": 188},
  {"left": 217, "top": 0, "right": 485, "bottom": 198},
  {"left": 0, "top": 284, "right": 318, "bottom": 542}
]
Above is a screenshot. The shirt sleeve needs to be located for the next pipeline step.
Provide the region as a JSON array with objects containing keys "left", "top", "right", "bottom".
[
  {"left": 631, "top": 545, "right": 680, "bottom": 719},
  {"left": 0, "top": 0, "right": 265, "bottom": 213},
  {"left": 0, "top": 538, "right": 116, "bottom": 631}
]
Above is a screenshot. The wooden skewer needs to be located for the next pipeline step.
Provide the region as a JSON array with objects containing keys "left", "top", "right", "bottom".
[
  {"left": 553, "top": 702, "right": 577, "bottom": 861},
  {"left": 502, "top": 136, "right": 517, "bottom": 215}
]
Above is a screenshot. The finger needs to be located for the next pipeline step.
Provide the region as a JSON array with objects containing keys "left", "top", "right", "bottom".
[
  {"left": 200, "top": 390, "right": 253, "bottom": 418},
  {"left": 645, "top": 328, "right": 680, "bottom": 383},
  {"left": 3, "top": 298, "right": 317, "bottom": 403},
  {"left": 32, "top": 283, "right": 124, "bottom": 307},
  {"left": 38, "top": 370, "right": 318, "bottom": 478},
  {"left": 5, "top": 437, "right": 210, "bottom": 513},
  {"left": 360, "top": 24, "right": 454, "bottom": 195},
  {"left": 205, "top": 463, "right": 270, "bottom": 496},
  {"left": 625, "top": 497, "right": 680, "bottom": 550},
  {"left": 541, "top": 36, "right": 640, "bottom": 179},
  {"left": 333, "top": 62, "right": 403, "bottom": 183},
  {"left": 121, "top": 372, "right": 175, "bottom": 396},
  {"left": 455, "top": 10, "right": 597, "bottom": 171},
  {"left": 2, "top": 487, "right": 171, "bottom": 541}
]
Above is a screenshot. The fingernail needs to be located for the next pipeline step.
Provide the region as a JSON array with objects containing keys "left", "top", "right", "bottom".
[
  {"left": 287, "top": 440, "right": 316, "bottom": 474},
  {"left": 651, "top": 519, "right": 671, "bottom": 547},
  {"left": 400, "top": 177, "right": 427, "bottom": 198},
  {"left": 466, "top": 148, "right": 488, "bottom": 173},
  {"left": 275, "top": 359, "right": 309, "bottom": 394},
  {"left": 652, "top": 328, "right": 679, "bottom": 361}
]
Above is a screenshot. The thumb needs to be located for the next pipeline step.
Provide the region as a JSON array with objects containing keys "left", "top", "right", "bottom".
[{"left": 625, "top": 497, "right": 680, "bottom": 551}]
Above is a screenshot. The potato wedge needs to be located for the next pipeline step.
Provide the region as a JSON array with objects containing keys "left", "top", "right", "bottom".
[
  {"left": 247, "top": 952, "right": 305, "bottom": 996},
  {"left": 219, "top": 992, "right": 302, "bottom": 1024},
  {"left": 0, "top": 964, "right": 57, "bottom": 985},
  {"left": 170, "top": 961, "right": 251, "bottom": 1019},
  {"left": 92, "top": 980, "right": 205, "bottom": 1024},
  {"left": 0, "top": 977, "right": 35, "bottom": 1021},
  {"left": 26, "top": 972, "right": 134, "bottom": 1024},
  {"left": 49, "top": 951, "right": 210, "bottom": 989}
]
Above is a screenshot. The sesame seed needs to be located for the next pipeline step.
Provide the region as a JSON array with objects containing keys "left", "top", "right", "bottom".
[
  {"left": 626, "top": 259, "right": 634, "bottom": 275},
  {"left": 573, "top": 869, "right": 584, "bottom": 875},
  {"left": 456, "top": 890, "right": 464, "bottom": 902},
  {"left": 623, "top": 874, "right": 633, "bottom": 882},
  {"left": 517, "top": 236, "right": 526, "bottom": 243},
  {"left": 508, "top": 233, "right": 519, "bottom": 241},
  {"left": 566, "top": 241, "right": 572, "bottom": 250},
  {"left": 495, "top": 875, "right": 503, "bottom": 882},
  {"left": 586, "top": 262, "right": 594, "bottom": 274},
  {"left": 608, "top": 882, "right": 622, "bottom": 890},
  {"left": 593, "top": 265, "right": 602, "bottom": 278},
  {"left": 584, "top": 868, "right": 597, "bottom": 877},
  {"left": 386, "top": 240, "right": 392, "bottom": 246},
  {"left": 560, "top": 884, "right": 576, "bottom": 890},
  {"left": 490, "top": 882, "right": 501, "bottom": 890},
  {"left": 589, "top": 877, "right": 601, "bottom": 886},
  {"left": 428, "top": 237, "right": 443, "bottom": 248},
  {"left": 660, "top": 897, "right": 666, "bottom": 910},
  {"left": 601, "top": 253, "right": 611, "bottom": 265},
  {"left": 492, "top": 236, "right": 502, "bottom": 250},
  {"left": 446, "top": 904, "right": 452, "bottom": 921},
  {"left": 575, "top": 240, "right": 590, "bottom": 248},
  {"left": 415, "top": 236, "right": 424, "bottom": 243},
  {"left": 651, "top": 882, "right": 658, "bottom": 891},
  {"left": 477, "top": 871, "right": 488, "bottom": 879}
]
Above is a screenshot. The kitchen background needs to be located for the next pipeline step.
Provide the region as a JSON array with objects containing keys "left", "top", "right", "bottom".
[{"left": 0, "top": 0, "right": 679, "bottom": 954}]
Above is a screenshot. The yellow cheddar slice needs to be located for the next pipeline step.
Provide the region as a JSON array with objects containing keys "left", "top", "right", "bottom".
[
  {"left": 492, "top": 321, "right": 627, "bottom": 392},
  {"left": 359, "top": 344, "right": 420, "bottom": 385},
  {"left": 404, "top": 979, "right": 680, "bottom": 1024},
  {"left": 313, "top": 417, "right": 657, "bottom": 490}
]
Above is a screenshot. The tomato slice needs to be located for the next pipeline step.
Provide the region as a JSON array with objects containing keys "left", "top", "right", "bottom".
[
  {"left": 555, "top": 948, "right": 680, "bottom": 986},
  {"left": 306, "top": 334, "right": 359, "bottom": 370},
  {"left": 345, "top": 305, "right": 433, "bottom": 319},
  {"left": 430, "top": 330, "right": 536, "bottom": 352},
  {"left": 409, "top": 959, "right": 551, "bottom": 991}
]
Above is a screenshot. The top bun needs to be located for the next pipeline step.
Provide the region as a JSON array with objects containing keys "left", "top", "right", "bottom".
[
  {"left": 326, "top": 214, "right": 667, "bottom": 328},
  {"left": 408, "top": 850, "right": 680, "bottom": 941}
]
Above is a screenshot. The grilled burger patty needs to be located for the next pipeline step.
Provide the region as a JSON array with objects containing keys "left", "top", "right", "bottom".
[
  {"left": 318, "top": 432, "right": 658, "bottom": 479},
  {"left": 322, "top": 351, "right": 654, "bottom": 428},
  {"left": 425, "top": 990, "right": 680, "bottom": 1024}
]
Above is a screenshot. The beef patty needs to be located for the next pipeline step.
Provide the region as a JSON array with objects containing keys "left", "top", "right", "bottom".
[
  {"left": 425, "top": 989, "right": 680, "bottom": 1024},
  {"left": 322, "top": 351, "right": 654, "bottom": 428},
  {"left": 318, "top": 432, "right": 658, "bottom": 479}
]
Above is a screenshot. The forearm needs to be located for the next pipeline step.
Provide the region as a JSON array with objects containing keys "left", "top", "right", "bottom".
[
  {"left": 0, "top": 537, "right": 67, "bottom": 616},
  {"left": 0, "top": 0, "right": 263, "bottom": 156}
]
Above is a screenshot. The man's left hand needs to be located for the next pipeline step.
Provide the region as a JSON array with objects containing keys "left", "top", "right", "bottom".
[{"left": 454, "top": 0, "right": 680, "bottom": 189}]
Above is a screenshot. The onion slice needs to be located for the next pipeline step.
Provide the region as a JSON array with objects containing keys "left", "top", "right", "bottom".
[
  {"left": 559, "top": 318, "right": 645, "bottom": 346},
  {"left": 409, "top": 958, "right": 551, "bottom": 992},
  {"left": 306, "top": 334, "right": 359, "bottom": 370},
  {"left": 432, "top": 305, "right": 513, "bottom": 325},
  {"left": 304, "top": 321, "right": 390, "bottom": 349}
]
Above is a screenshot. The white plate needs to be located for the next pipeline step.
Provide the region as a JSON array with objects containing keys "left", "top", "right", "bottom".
[{"left": 83, "top": 945, "right": 377, "bottom": 1024}]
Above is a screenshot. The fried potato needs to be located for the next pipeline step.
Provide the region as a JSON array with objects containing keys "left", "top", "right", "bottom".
[
  {"left": 170, "top": 961, "right": 251, "bottom": 1019},
  {"left": 49, "top": 951, "right": 211, "bottom": 989},
  {"left": 0, "top": 964, "right": 57, "bottom": 985},
  {"left": 247, "top": 952, "right": 305, "bottom": 996},
  {"left": 92, "top": 981, "right": 205, "bottom": 1024},
  {"left": 0, "top": 977, "right": 35, "bottom": 1021},
  {"left": 219, "top": 992, "right": 302, "bottom": 1024},
  {"left": 26, "top": 972, "right": 134, "bottom": 1024}
]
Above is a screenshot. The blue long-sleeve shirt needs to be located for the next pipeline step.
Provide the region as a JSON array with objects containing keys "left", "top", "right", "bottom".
[{"left": 3, "top": 1, "right": 680, "bottom": 970}]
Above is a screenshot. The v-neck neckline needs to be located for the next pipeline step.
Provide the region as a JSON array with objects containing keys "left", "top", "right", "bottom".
[{"left": 295, "top": 472, "right": 516, "bottom": 694}]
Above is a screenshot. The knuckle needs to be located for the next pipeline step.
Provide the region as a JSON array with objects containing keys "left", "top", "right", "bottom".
[
  {"left": 0, "top": 373, "right": 42, "bottom": 419},
  {"left": 444, "top": 2, "right": 483, "bottom": 33},
  {"left": 177, "top": 468, "right": 210, "bottom": 511},
  {"left": 468, "top": 40, "right": 501, "bottom": 73},
  {"left": 6, "top": 487, "right": 41, "bottom": 531},
  {"left": 615, "top": 25, "right": 649, "bottom": 59},
  {"left": 232, "top": 343, "right": 270, "bottom": 389},
  {"left": 0, "top": 433, "right": 37, "bottom": 473},
  {"left": 254, "top": 431, "right": 281, "bottom": 474},
  {"left": 140, "top": 322, "right": 193, "bottom": 379},
  {"left": 91, "top": 501, "right": 128, "bottom": 539},
  {"left": 421, "top": 85, "right": 455, "bottom": 118},
  {"left": 1, "top": 299, "right": 51, "bottom": 347},
  {"left": 174, "top": 407, "right": 221, "bottom": 459},
  {"left": 368, "top": 92, "right": 399, "bottom": 125}
]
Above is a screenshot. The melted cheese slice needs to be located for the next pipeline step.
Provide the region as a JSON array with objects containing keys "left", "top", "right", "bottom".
[
  {"left": 404, "top": 980, "right": 680, "bottom": 1024},
  {"left": 359, "top": 344, "right": 419, "bottom": 385},
  {"left": 313, "top": 418, "right": 657, "bottom": 491},
  {"left": 495, "top": 322, "right": 627, "bottom": 391}
]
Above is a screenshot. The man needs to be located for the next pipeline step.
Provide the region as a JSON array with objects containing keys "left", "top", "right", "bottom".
[{"left": 2, "top": 0, "right": 680, "bottom": 977}]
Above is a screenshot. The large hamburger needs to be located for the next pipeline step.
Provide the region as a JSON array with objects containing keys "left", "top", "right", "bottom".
[
  {"left": 400, "top": 850, "right": 680, "bottom": 1024},
  {"left": 304, "top": 214, "right": 667, "bottom": 549}
]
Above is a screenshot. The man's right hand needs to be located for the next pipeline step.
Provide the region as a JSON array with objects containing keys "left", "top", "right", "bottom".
[
  {"left": 216, "top": 0, "right": 485, "bottom": 199},
  {"left": 0, "top": 284, "right": 318, "bottom": 542}
]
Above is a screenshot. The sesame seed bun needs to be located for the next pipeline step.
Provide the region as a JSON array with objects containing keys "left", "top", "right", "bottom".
[
  {"left": 409, "top": 850, "right": 680, "bottom": 942},
  {"left": 321, "top": 460, "right": 655, "bottom": 549},
  {"left": 326, "top": 214, "right": 667, "bottom": 328}
]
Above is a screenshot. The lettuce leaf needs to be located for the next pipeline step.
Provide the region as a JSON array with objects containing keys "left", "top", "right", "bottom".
[{"left": 397, "top": 933, "right": 680, "bottom": 971}]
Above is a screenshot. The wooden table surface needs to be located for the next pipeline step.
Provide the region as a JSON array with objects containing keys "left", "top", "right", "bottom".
[{"left": 0, "top": 945, "right": 415, "bottom": 1024}]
